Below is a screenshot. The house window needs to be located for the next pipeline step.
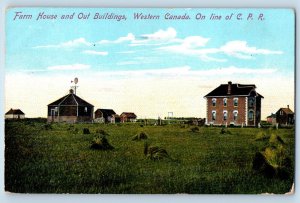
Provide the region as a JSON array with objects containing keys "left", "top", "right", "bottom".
[
  {"left": 212, "top": 98, "right": 216, "bottom": 107},
  {"left": 84, "top": 107, "right": 88, "bottom": 113},
  {"left": 233, "top": 111, "right": 238, "bottom": 121},
  {"left": 233, "top": 98, "right": 238, "bottom": 107},
  {"left": 223, "top": 111, "right": 228, "bottom": 121},
  {"left": 223, "top": 98, "right": 227, "bottom": 107},
  {"left": 249, "top": 97, "right": 255, "bottom": 107},
  {"left": 280, "top": 110, "right": 283, "bottom": 115},
  {"left": 248, "top": 110, "right": 254, "bottom": 121},
  {"left": 212, "top": 111, "right": 216, "bottom": 121}
]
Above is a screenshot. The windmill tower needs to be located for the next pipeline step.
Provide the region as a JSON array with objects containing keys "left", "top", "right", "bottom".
[{"left": 71, "top": 77, "right": 79, "bottom": 95}]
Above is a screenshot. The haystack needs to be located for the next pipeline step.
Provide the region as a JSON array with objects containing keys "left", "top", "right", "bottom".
[
  {"left": 190, "top": 127, "right": 199, "bottom": 132},
  {"left": 220, "top": 127, "right": 231, "bottom": 135},
  {"left": 252, "top": 134, "right": 293, "bottom": 179},
  {"left": 144, "top": 142, "right": 170, "bottom": 160},
  {"left": 83, "top": 128, "right": 90, "bottom": 134},
  {"left": 132, "top": 132, "right": 148, "bottom": 141},
  {"left": 90, "top": 136, "right": 114, "bottom": 150},
  {"left": 96, "top": 129, "right": 109, "bottom": 136}
]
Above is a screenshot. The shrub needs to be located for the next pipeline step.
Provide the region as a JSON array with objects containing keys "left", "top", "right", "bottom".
[
  {"left": 132, "top": 132, "right": 148, "bottom": 141},
  {"left": 83, "top": 128, "right": 90, "bottom": 134},
  {"left": 90, "top": 136, "right": 114, "bottom": 150}
]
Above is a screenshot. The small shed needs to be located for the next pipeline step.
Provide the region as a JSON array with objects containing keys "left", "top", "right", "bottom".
[
  {"left": 94, "top": 109, "right": 117, "bottom": 123},
  {"left": 266, "top": 113, "right": 276, "bottom": 124},
  {"left": 5, "top": 108, "right": 25, "bottom": 119},
  {"left": 47, "top": 89, "right": 94, "bottom": 123},
  {"left": 276, "top": 105, "right": 294, "bottom": 125},
  {"left": 120, "top": 112, "right": 137, "bottom": 123}
]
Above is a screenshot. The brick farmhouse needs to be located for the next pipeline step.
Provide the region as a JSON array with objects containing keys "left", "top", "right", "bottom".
[{"left": 204, "top": 81, "right": 263, "bottom": 127}]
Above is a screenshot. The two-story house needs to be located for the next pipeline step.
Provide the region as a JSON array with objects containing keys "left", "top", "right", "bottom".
[{"left": 204, "top": 81, "right": 263, "bottom": 127}]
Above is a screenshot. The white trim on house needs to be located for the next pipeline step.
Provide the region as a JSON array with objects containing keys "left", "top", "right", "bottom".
[{"left": 245, "top": 97, "right": 248, "bottom": 126}]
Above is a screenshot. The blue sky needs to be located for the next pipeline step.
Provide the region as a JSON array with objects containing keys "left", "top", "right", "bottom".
[{"left": 5, "top": 8, "right": 295, "bottom": 118}]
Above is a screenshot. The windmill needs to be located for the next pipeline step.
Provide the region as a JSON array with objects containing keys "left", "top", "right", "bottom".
[{"left": 71, "top": 77, "right": 79, "bottom": 95}]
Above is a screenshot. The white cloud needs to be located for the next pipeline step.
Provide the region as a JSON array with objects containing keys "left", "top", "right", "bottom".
[
  {"left": 82, "top": 50, "right": 108, "bottom": 56},
  {"left": 97, "top": 27, "right": 179, "bottom": 47},
  {"left": 141, "top": 27, "right": 177, "bottom": 41},
  {"left": 158, "top": 39, "right": 283, "bottom": 61},
  {"left": 47, "top": 64, "right": 90, "bottom": 71},
  {"left": 33, "top": 38, "right": 92, "bottom": 49},
  {"left": 180, "top": 36, "right": 210, "bottom": 48},
  {"left": 220, "top": 41, "right": 283, "bottom": 58},
  {"left": 98, "top": 33, "right": 135, "bottom": 44}
]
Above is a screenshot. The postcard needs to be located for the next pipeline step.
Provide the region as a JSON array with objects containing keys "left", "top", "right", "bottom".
[{"left": 4, "top": 8, "right": 295, "bottom": 194}]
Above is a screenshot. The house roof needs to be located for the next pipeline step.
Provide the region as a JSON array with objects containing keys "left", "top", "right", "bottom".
[
  {"left": 5, "top": 108, "right": 25, "bottom": 115},
  {"left": 204, "top": 82, "right": 264, "bottom": 98},
  {"left": 277, "top": 108, "right": 294, "bottom": 115},
  {"left": 95, "top": 109, "right": 116, "bottom": 117},
  {"left": 120, "top": 112, "right": 137, "bottom": 118},
  {"left": 48, "top": 91, "right": 94, "bottom": 107}
]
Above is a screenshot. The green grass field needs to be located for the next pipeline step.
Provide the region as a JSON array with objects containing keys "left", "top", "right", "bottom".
[{"left": 5, "top": 120, "right": 295, "bottom": 194}]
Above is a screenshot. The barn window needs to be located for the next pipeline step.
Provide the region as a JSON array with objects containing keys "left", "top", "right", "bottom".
[
  {"left": 233, "top": 98, "right": 238, "bottom": 107},
  {"left": 280, "top": 110, "right": 283, "bottom": 115},
  {"left": 212, "top": 98, "right": 216, "bottom": 107},
  {"left": 84, "top": 107, "right": 88, "bottom": 112},
  {"left": 223, "top": 98, "right": 227, "bottom": 107},
  {"left": 223, "top": 111, "right": 228, "bottom": 121},
  {"left": 212, "top": 111, "right": 216, "bottom": 121},
  {"left": 248, "top": 110, "right": 254, "bottom": 121},
  {"left": 233, "top": 110, "right": 238, "bottom": 121}
]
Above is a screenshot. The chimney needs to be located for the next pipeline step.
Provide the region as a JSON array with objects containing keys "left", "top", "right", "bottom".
[
  {"left": 287, "top": 105, "right": 289, "bottom": 109},
  {"left": 227, "top": 81, "right": 232, "bottom": 94},
  {"left": 69, "top": 89, "right": 74, "bottom": 94}
]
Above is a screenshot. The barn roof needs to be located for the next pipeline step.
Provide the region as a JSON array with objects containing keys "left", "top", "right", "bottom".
[
  {"left": 95, "top": 109, "right": 116, "bottom": 117},
  {"left": 48, "top": 91, "right": 94, "bottom": 107},
  {"left": 204, "top": 82, "right": 264, "bottom": 98},
  {"left": 5, "top": 108, "right": 25, "bottom": 115},
  {"left": 120, "top": 112, "right": 137, "bottom": 118},
  {"left": 277, "top": 108, "right": 294, "bottom": 115}
]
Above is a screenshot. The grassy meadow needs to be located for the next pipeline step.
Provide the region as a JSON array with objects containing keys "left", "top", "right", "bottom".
[{"left": 5, "top": 120, "right": 295, "bottom": 194}]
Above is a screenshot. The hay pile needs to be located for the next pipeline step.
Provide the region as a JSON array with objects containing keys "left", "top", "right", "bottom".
[
  {"left": 144, "top": 142, "right": 170, "bottom": 160},
  {"left": 190, "top": 127, "right": 199, "bottom": 132},
  {"left": 255, "top": 131, "right": 270, "bottom": 141},
  {"left": 252, "top": 131, "right": 292, "bottom": 179},
  {"left": 96, "top": 129, "right": 109, "bottom": 136},
  {"left": 43, "top": 123, "right": 52, "bottom": 130},
  {"left": 220, "top": 127, "right": 231, "bottom": 135},
  {"left": 90, "top": 136, "right": 114, "bottom": 150},
  {"left": 83, "top": 128, "right": 90, "bottom": 134},
  {"left": 132, "top": 132, "right": 148, "bottom": 141}
]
